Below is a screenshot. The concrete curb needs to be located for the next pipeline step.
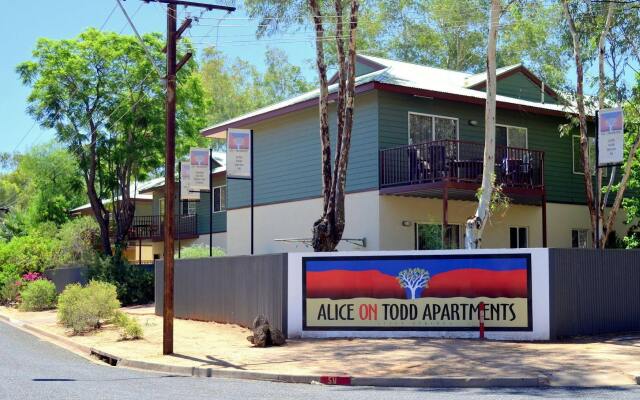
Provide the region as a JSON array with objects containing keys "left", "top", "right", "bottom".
[{"left": 0, "top": 312, "right": 551, "bottom": 388}]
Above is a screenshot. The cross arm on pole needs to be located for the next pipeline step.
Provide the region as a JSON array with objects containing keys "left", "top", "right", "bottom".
[{"left": 143, "top": 0, "right": 236, "bottom": 12}]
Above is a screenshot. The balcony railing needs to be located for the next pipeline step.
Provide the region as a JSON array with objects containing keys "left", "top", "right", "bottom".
[
  {"left": 128, "top": 214, "right": 198, "bottom": 241},
  {"left": 379, "top": 139, "right": 544, "bottom": 191}
]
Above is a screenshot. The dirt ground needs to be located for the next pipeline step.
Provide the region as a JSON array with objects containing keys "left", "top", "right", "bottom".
[{"left": 2, "top": 305, "right": 639, "bottom": 386}]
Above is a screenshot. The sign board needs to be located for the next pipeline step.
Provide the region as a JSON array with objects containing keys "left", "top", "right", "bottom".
[
  {"left": 302, "top": 254, "right": 532, "bottom": 331},
  {"left": 598, "top": 108, "right": 624, "bottom": 167},
  {"left": 227, "top": 128, "right": 252, "bottom": 179},
  {"left": 180, "top": 163, "right": 200, "bottom": 200},
  {"left": 189, "top": 148, "right": 210, "bottom": 190}
]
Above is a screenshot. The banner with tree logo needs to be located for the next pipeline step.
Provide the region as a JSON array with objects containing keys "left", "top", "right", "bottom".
[{"left": 302, "top": 254, "right": 531, "bottom": 331}]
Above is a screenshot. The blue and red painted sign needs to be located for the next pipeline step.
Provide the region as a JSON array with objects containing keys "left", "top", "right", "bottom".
[{"left": 302, "top": 254, "right": 532, "bottom": 331}]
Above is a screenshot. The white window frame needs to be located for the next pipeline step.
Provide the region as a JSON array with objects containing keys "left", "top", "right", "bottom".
[
  {"left": 509, "top": 226, "right": 529, "bottom": 248},
  {"left": 407, "top": 112, "right": 460, "bottom": 145},
  {"left": 414, "top": 222, "right": 462, "bottom": 250},
  {"left": 213, "top": 185, "right": 226, "bottom": 213},
  {"left": 496, "top": 124, "right": 528, "bottom": 148},
  {"left": 572, "top": 135, "right": 606, "bottom": 176},
  {"left": 571, "top": 228, "right": 589, "bottom": 248},
  {"left": 181, "top": 200, "right": 197, "bottom": 216}
]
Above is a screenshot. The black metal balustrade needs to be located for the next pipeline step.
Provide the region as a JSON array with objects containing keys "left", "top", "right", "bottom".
[
  {"left": 379, "top": 139, "right": 544, "bottom": 192},
  {"left": 128, "top": 214, "right": 198, "bottom": 241}
]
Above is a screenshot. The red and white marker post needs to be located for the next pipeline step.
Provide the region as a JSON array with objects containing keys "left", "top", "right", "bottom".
[{"left": 478, "top": 301, "right": 485, "bottom": 339}]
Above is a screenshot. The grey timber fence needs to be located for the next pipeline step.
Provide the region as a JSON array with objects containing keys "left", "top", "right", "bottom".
[
  {"left": 548, "top": 249, "right": 640, "bottom": 339},
  {"left": 155, "top": 254, "right": 288, "bottom": 335}
]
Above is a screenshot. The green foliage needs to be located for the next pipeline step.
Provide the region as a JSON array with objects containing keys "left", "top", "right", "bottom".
[
  {"left": 0, "top": 143, "right": 85, "bottom": 239},
  {"left": 19, "top": 279, "right": 57, "bottom": 311},
  {"left": 112, "top": 310, "right": 143, "bottom": 340},
  {"left": 621, "top": 85, "right": 640, "bottom": 248},
  {"left": 57, "top": 281, "right": 120, "bottom": 334},
  {"left": 200, "top": 46, "right": 313, "bottom": 127},
  {"left": 88, "top": 257, "right": 154, "bottom": 306},
  {"left": 475, "top": 174, "right": 511, "bottom": 218},
  {"left": 56, "top": 217, "right": 100, "bottom": 266},
  {"left": 0, "top": 265, "right": 21, "bottom": 305},
  {"left": 180, "top": 244, "right": 225, "bottom": 259},
  {"left": 0, "top": 224, "right": 64, "bottom": 275},
  {"left": 17, "top": 29, "right": 208, "bottom": 256},
  {"left": 244, "top": 0, "right": 569, "bottom": 87}
]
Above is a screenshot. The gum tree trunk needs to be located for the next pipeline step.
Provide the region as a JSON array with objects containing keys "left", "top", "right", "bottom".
[{"left": 465, "top": 0, "right": 500, "bottom": 249}]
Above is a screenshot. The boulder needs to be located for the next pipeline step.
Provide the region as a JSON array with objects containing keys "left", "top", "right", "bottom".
[{"left": 246, "top": 315, "right": 286, "bottom": 347}]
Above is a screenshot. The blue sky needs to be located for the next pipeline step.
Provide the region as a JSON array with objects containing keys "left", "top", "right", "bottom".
[
  {"left": 1, "top": 1, "right": 636, "bottom": 156},
  {"left": 0, "top": 0, "right": 317, "bottom": 155}
]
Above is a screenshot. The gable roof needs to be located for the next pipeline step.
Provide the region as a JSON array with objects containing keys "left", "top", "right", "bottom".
[
  {"left": 69, "top": 179, "right": 158, "bottom": 214},
  {"left": 464, "top": 63, "right": 560, "bottom": 101},
  {"left": 201, "top": 54, "right": 578, "bottom": 138}
]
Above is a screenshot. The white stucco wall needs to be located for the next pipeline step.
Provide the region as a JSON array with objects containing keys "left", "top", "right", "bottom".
[
  {"left": 226, "top": 190, "right": 380, "bottom": 255},
  {"left": 287, "top": 249, "right": 550, "bottom": 341}
]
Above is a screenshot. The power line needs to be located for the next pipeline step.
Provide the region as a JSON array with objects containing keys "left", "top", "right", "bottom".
[{"left": 99, "top": 4, "right": 119, "bottom": 30}]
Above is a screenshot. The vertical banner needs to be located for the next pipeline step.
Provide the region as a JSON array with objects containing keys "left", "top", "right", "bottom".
[
  {"left": 227, "top": 128, "right": 252, "bottom": 179},
  {"left": 302, "top": 254, "right": 532, "bottom": 331},
  {"left": 180, "top": 163, "right": 200, "bottom": 200},
  {"left": 598, "top": 108, "right": 624, "bottom": 167},
  {"left": 189, "top": 148, "right": 210, "bottom": 190}
]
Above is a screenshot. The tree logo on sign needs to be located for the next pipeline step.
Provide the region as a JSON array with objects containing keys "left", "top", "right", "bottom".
[{"left": 397, "top": 268, "right": 430, "bottom": 300}]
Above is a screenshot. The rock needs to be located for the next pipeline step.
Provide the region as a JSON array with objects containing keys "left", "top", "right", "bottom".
[
  {"left": 252, "top": 324, "right": 270, "bottom": 347},
  {"left": 270, "top": 328, "right": 286, "bottom": 346},
  {"left": 252, "top": 315, "right": 269, "bottom": 330}
]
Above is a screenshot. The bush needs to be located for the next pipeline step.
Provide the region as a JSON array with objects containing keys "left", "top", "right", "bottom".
[
  {"left": 112, "top": 311, "right": 143, "bottom": 340},
  {"left": 180, "top": 244, "right": 225, "bottom": 259},
  {"left": 56, "top": 217, "right": 100, "bottom": 265},
  {"left": 19, "top": 279, "right": 57, "bottom": 311},
  {"left": 57, "top": 281, "right": 120, "bottom": 334},
  {"left": 88, "top": 256, "right": 154, "bottom": 306},
  {"left": 0, "top": 225, "right": 63, "bottom": 275}
]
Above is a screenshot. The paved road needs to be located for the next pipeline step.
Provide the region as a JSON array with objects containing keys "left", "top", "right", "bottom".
[{"left": 1, "top": 321, "right": 639, "bottom": 400}]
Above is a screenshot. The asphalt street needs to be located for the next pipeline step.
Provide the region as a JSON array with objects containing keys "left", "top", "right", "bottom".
[{"left": 0, "top": 321, "right": 639, "bottom": 400}]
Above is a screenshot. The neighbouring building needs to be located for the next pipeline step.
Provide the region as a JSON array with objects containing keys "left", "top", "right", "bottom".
[
  {"left": 70, "top": 152, "right": 227, "bottom": 262},
  {"left": 137, "top": 152, "right": 227, "bottom": 259},
  {"left": 201, "top": 54, "right": 629, "bottom": 255}
]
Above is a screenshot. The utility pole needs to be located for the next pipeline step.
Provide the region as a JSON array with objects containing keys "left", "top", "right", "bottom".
[{"left": 141, "top": 0, "right": 234, "bottom": 356}]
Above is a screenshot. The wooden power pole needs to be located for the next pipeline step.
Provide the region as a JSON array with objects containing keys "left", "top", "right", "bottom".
[{"left": 141, "top": 0, "right": 234, "bottom": 356}]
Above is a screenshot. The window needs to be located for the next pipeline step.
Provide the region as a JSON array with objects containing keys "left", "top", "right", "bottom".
[
  {"left": 572, "top": 135, "right": 596, "bottom": 175},
  {"left": 416, "top": 223, "right": 461, "bottom": 250},
  {"left": 571, "top": 229, "right": 589, "bottom": 248},
  {"left": 496, "top": 125, "right": 528, "bottom": 148},
  {"left": 159, "top": 198, "right": 165, "bottom": 216},
  {"left": 408, "top": 113, "right": 458, "bottom": 144},
  {"left": 213, "top": 186, "right": 226, "bottom": 212},
  {"left": 181, "top": 200, "right": 197, "bottom": 215},
  {"left": 509, "top": 227, "right": 528, "bottom": 248}
]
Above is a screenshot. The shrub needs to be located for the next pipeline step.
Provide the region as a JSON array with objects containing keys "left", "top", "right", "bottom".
[
  {"left": 88, "top": 256, "right": 154, "bottom": 306},
  {"left": 19, "top": 279, "right": 57, "bottom": 311},
  {"left": 112, "top": 311, "right": 143, "bottom": 340},
  {"left": 180, "top": 244, "right": 225, "bottom": 259},
  {"left": 0, "top": 227, "right": 63, "bottom": 275},
  {"left": 57, "top": 281, "right": 120, "bottom": 334},
  {"left": 56, "top": 217, "right": 100, "bottom": 265}
]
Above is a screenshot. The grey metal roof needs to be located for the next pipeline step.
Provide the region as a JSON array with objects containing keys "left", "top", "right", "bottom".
[{"left": 201, "top": 54, "right": 579, "bottom": 136}]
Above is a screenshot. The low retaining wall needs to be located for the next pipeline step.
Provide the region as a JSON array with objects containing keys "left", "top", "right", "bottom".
[
  {"left": 43, "top": 266, "right": 88, "bottom": 293},
  {"left": 155, "top": 254, "right": 288, "bottom": 334},
  {"left": 155, "top": 249, "right": 640, "bottom": 341}
]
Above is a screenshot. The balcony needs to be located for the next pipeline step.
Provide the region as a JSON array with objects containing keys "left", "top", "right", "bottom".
[
  {"left": 379, "top": 139, "right": 544, "bottom": 203},
  {"left": 128, "top": 214, "right": 198, "bottom": 241}
]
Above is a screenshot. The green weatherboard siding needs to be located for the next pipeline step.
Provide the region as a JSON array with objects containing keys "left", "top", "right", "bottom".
[
  {"left": 474, "top": 71, "right": 558, "bottom": 105},
  {"left": 377, "top": 91, "right": 588, "bottom": 204},
  {"left": 227, "top": 91, "right": 379, "bottom": 209}
]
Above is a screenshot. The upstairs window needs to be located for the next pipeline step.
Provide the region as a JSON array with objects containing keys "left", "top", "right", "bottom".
[
  {"left": 408, "top": 113, "right": 458, "bottom": 145},
  {"left": 572, "top": 135, "right": 596, "bottom": 175},
  {"left": 213, "top": 186, "right": 226, "bottom": 212},
  {"left": 496, "top": 125, "right": 528, "bottom": 148},
  {"left": 181, "top": 200, "right": 197, "bottom": 216}
]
